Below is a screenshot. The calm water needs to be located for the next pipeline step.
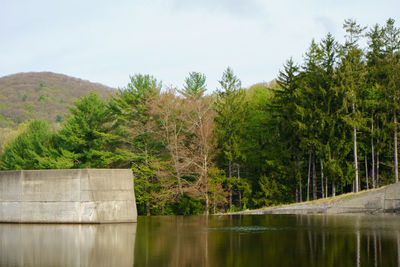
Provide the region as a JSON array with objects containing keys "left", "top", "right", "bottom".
[{"left": 1, "top": 214, "right": 399, "bottom": 266}]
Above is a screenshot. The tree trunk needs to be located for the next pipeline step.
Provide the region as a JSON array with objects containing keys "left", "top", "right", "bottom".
[
  {"left": 203, "top": 152, "right": 209, "bottom": 214},
  {"left": 237, "top": 165, "right": 241, "bottom": 209},
  {"left": 229, "top": 188, "right": 232, "bottom": 211},
  {"left": 352, "top": 102, "right": 359, "bottom": 193},
  {"left": 213, "top": 191, "right": 216, "bottom": 214},
  {"left": 325, "top": 174, "right": 328, "bottom": 198},
  {"left": 377, "top": 152, "right": 380, "bottom": 187},
  {"left": 394, "top": 112, "right": 398, "bottom": 183},
  {"left": 299, "top": 180, "right": 302, "bottom": 202},
  {"left": 307, "top": 151, "right": 311, "bottom": 201},
  {"left": 145, "top": 147, "right": 151, "bottom": 216},
  {"left": 371, "top": 116, "right": 376, "bottom": 189},
  {"left": 146, "top": 200, "right": 150, "bottom": 216},
  {"left": 312, "top": 151, "right": 317, "bottom": 200},
  {"left": 299, "top": 160, "right": 302, "bottom": 202},
  {"left": 365, "top": 154, "right": 369, "bottom": 190},
  {"left": 353, "top": 110, "right": 359, "bottom": 193},
  {"left": 320, "top": 159, "right": 324, "bottom": 198},
  {"left": 172, "top": 132, "right": 183, "bottom": 196},
  {"left": 205, "top": 194, "right": 209, "bottom": 215},
  {"left": 204, "top": 158, "right": 209, "bottom": 215},
  {"left": 177, "top": 172, "right": 183, "bottom": 195},
  {"left": 332, "top": 181, "right": 336, "bottom": 197}
]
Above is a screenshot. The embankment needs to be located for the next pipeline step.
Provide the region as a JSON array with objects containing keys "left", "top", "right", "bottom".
[{"left": 238, "top": 182, "right": 400, "bottom": 215}]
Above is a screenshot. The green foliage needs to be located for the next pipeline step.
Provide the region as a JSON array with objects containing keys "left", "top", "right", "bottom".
[
  {"left": 25, "top": 104, "right": 35, "bottom": 112},
  {"left": 110, "top": 74, "right": 166, "bottom": 215},
  {"left": 0, "top": 120, "right": 75, "bottom": 170},
  {"left": 173, "top": 194, "right": 204, "bottom": 215},
  {"left": 180, "top": 72, "right": 207, "bottom": 98},
  {"left": 254, "top": 175, "right": 288, "bottom": 207},
  {"left": 214, "top": 67, "right": 246, "bottom": 175},
  {"left": 38, "top": 95, "right": 47, "bottom": 102},
  {"left": 57, "top": 92, "right": 121, "bottom": 168},
  {"left": 1, "top": 18, "right": 400, "bottom": 215},
  {"left": 110, "top": 73, "right": 163, "bottom": 166},
  {"left": 132, "top": 161, "right": 159, "bottom": 215},
  {"left": 56, "top": 114, "right": 63, "bottom": 123}
]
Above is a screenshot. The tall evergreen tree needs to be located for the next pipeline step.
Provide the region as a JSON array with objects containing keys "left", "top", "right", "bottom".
[
  {"left": 214, "top": 67, "right": 246, "bottom": 209},
  {"left": 110, "top": 74, "right": 164, "bottom": 215},
  {"left": 337, "top": 19, "right": 367, "bottom": 192},
  {"left": 381, "top": 19, "right": 400, "bottom": 183},
  {"left": 365, "top": 24, "right": 386, "bottom": 188},
  {"left": 57, "top": 92, "right": 120, "bottom": 168},
  {"left": 274, "top": 58, "right": 303, "bottom": 201},
  {"left": 300, "top": 39, "right": 324, "bottom": 200},
  {"left": 180, "top": 72, "right": 207, "bottom": 99}
]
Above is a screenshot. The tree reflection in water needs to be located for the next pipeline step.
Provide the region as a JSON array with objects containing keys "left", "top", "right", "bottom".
[
  {"left": 0, "top": 215, "right": 397, "bottom": 267},
  {"left": 134, "top": 214, "right": 400, "bottom": 267}
]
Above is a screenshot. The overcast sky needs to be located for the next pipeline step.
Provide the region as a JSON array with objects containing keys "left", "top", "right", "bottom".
[{"left": 1, "top": 0, "right": 399, "bottom": 91}]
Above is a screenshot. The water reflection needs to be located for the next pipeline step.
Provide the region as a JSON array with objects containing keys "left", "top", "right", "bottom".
[
  {"left": 0, "top": 223, "right": 136, "bottom": 267},
  {"left": 1, "top": 215, "right": 399, "bottom": 267},
  {"left": 135, "top": 214, "right": 400, "bottom": 267}
]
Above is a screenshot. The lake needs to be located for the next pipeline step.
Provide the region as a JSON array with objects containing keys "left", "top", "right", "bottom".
[{"left": 0, "top": 214, "right": 399, "bottom": 266}]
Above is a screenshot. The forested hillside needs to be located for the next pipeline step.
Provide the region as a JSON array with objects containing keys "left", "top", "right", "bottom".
[
  {"left": 0, "top": 72, "right": 115, "bottom": 127},
  {"left": 1, "top": 18, "right": 399, "bottom": 215}
]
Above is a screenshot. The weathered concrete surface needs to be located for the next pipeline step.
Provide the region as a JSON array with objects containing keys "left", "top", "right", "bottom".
[
  {"left": 239, "top": 182, "right": 400, "bottom": 215},
  {"left": 0, "top": 169, "right": 137, "bottom": 223},
  {"left": 326, "top": 182, "right": 400, "bottom": 214}
]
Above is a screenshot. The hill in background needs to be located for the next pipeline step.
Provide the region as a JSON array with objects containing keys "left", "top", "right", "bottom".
[{"left": 0, "top": 72, "right": 116, "bottom": 127}]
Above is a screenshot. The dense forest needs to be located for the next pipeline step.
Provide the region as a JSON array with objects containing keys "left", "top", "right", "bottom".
[{"left": 1, "top": 18, "right": 399, "bottom": 215}]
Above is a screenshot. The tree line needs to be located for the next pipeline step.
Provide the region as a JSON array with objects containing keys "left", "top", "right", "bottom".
[{"left": 0, "top": 18, "right": 399, "bottom": 215}]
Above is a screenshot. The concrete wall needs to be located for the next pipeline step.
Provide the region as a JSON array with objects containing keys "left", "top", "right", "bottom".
[
  {"left": 243, "top": 182, "right": 400, "bottom": 215},
  {"left": 327, "top": 182, "right": 400, "bottom": 214},
  {"left": 0, "top": 169, "right": 137, "bottom": 223}
]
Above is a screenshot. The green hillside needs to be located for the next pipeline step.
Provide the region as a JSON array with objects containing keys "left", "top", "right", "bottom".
[{"left": 0, "top": 72, "right": 116, "bottom": 127}]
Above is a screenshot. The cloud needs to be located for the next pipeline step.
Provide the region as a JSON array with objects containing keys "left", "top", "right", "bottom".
[{"left": 1, "top": 0, "right": 400, "bottom": 91}]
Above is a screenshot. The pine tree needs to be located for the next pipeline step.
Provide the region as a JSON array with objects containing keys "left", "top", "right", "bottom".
[
  {"left": 381, "top": 19, "right": 400, "bottom": 183},
  {"left": 300, "top": 39, "right": 324, "bottom": 200},
  {"left": 214, "top": 67, "right": 246, "bottom": 209},
  {"left": 110, "top": 74, "right": 163, "bottom": 215},
  {"left": 0, "top": 120, "right": 75, "bottom": 170},
  {"left": 57, "top": 92, "right": 120, "bottom": 168},
  {"left": 337, "top": 19, "right": 367, "bottom": 192},
  {"left": 274, "top": 58, "right": 303, "bottom": 201},
  {"left": 365, "top": 24, "right": 386, "bottom": 188},
  {"left": 180, "top": 72, "right": 207, "bottom": 99}
]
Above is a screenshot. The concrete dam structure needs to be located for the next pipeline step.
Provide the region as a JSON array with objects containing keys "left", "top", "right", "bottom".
[
  {"left": 240, "top": 182, "right": 400, "bottom": 215},
  {"left": 0, "top": 169, "right": 137, "bottom": 223},
  {"left": 326, "top": 181, "right": 400, "bottom": 214}
]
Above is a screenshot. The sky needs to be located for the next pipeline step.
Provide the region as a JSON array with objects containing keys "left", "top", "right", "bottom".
[{"left": 1, "top": 0, "right": 399, "bottom": 92}]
